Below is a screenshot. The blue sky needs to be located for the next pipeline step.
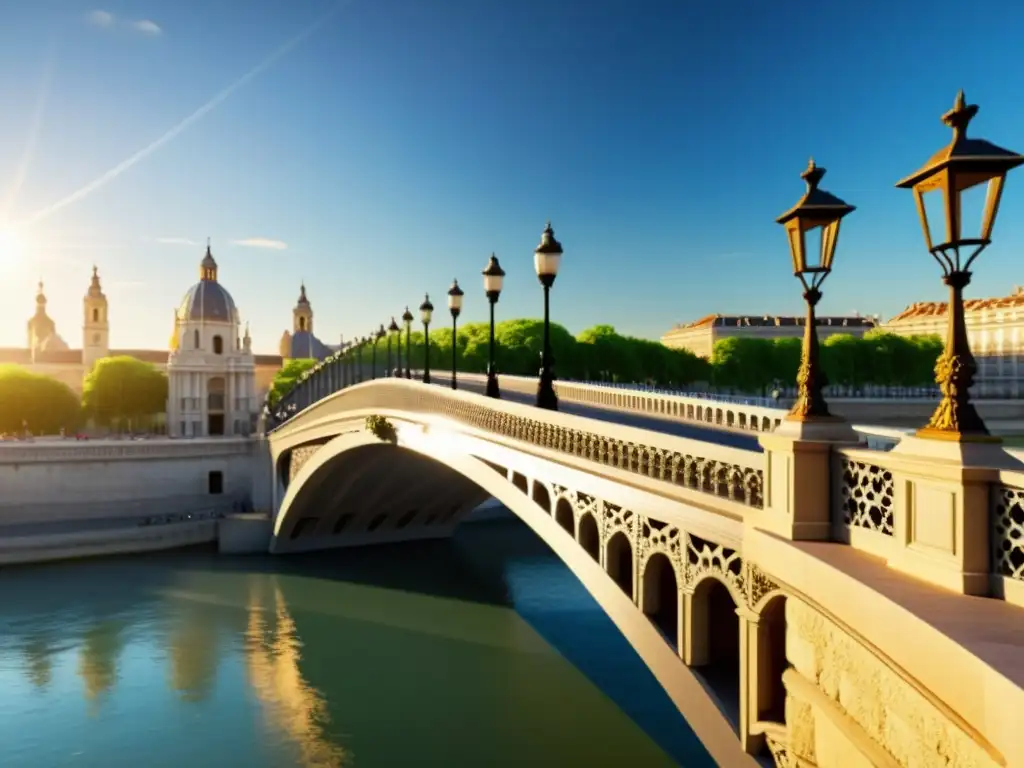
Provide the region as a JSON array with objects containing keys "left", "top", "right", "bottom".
[{"left": 1, "top": 0, "right": 1023, "bottom": 352}]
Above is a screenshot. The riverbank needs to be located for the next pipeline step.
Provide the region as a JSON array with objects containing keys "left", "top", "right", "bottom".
[{"left": 0, "top": 500, "right": 514, "bottom": 567}]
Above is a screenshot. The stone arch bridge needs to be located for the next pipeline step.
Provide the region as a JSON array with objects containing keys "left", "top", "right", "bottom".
[{"left": 267, "top": 378, "right": 1024, "bottom": 768}]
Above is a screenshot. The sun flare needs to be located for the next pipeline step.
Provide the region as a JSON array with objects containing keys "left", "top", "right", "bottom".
[{"left": 0, "top": 228, "right": 26, "bottom": 267}]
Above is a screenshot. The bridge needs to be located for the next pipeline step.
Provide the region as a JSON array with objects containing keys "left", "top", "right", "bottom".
[{"left": 265, "top": 365, "right": 1024, "bottom": 768}]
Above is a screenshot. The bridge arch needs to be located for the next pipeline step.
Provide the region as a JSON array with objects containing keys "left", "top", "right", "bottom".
[
  {"left": 272, "top": 421, "right": 757, "bottom": 765},
  {"left": 577, "top": 511, "right": 600, "bottom": 562}
]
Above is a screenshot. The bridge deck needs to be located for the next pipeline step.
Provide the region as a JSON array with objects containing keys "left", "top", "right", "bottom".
[{"left": 435, "top": 376, "right": 763, "bottom": 451}]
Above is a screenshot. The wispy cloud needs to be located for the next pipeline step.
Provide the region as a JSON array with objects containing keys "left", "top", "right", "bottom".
[
  {"left": 154, "top": 237, "right": 198, "bottom": 247},
  {"left": 28, "top": 4, "right": 347, "bottom": 229},
  {"left": 129, "top": 19, "right": 162, "bottom": 36},
  {"left": 232, "top": 237, "right": 288, "bottom": 250},
  {"left": 85, "top": 10, "right": 115, "bottom": 28},
  {"left": 84, "top": 10, "right": 162, "bottom": 36}
]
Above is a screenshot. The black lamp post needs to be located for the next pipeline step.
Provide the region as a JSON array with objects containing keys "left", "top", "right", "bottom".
[
  {"left": 374, "top": 325, "right": 385, "bottom": 379},
  {"left": 896, "top": 91, "right": 1023, "bottom": 442},
  {"left": 402, "top": 306, "right": 414, "bottom": 379},
  {"left": 482, "top": 253, "right": 505, "bottom": 398},
  {"left": 534, "top": 221, "right": 562, "bottom": 410},
  {"left": 447, "top": 279, "right": 464, "bottom": 390},
  {"left": 776, "top": 158, "right": 855, "bottom": 423},
  {"left": 388, "top": 317, "right": 400, "bottom": 376},
  {"left": 420, "top": 294, "right": 434, "bottom": 384}
]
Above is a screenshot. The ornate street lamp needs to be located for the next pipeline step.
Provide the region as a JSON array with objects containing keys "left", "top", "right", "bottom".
[
  {"left": 402, "top": 306, "right": 414, "bottom": 379},
  {"left": 420, "top": 294, "right": 434, "bottom": 384},
  {"left": 448, "top": 279, "right": 464, "bottom": 390},
  {"left": 353, "top": 338, "right": 362, "bottom": 384},
  {"left": 388, "top": 316, "right": 400, "bottom": 377},
  {"left": 776, "top": 158, "right": 855, "bottom": 423},
  {"left": 534, "top": 221, "right": 562, "bottom": 410},
  {"left": 373, "top": 326, "right": 385, "bottom": 379},
  {"left": 482, "top": 253, "right": 505, "bottom": 398},
  {"left": 896, "top": 91, "right": 1023, "bottom": 442}
]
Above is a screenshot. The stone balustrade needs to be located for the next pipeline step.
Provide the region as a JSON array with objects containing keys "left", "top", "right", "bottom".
[
  {"left": 271, "top": 378, "right": 767, "bottom": 513},
  {"left": 817, "top": 442, "right": 1024, "bottom": 609}
]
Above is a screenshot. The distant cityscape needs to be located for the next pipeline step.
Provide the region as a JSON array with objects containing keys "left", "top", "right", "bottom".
[{"left": 661, "top": 286, "right": 1024, "bottom": 397}]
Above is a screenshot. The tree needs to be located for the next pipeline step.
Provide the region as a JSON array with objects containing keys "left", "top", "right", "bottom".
[
  {"left": 268, "top": 358, "right": 317, "bottom": 406},
  {"left": 0, "top": 365, "right": 82, "bottom": 434},
  {"left": 707, "top": 332, "right": 944, "bottom": 393},
  {"left": 82, "top": 356, "right": 168, "bottom": 430}
]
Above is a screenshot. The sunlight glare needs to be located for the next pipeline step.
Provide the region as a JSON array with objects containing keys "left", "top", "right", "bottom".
[{"left": 0, "top": 229, "right": 26, "bottom": 268}]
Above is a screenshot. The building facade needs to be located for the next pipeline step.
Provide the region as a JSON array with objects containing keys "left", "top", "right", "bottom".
[
  {"left": 278, "top": 284, "right": 336, "bottom": 360},
  {"left": 661, "top": 313, "right": 878, "bottom": 359},
  {"left": 882, "top": 286, "right": 1024, "bottom": 397},
  {"left": 166, "top": 246, "right": 258, "bottom": 437},
  {"left": 0, "top": 245, "right": 348, "bottom": 432}
]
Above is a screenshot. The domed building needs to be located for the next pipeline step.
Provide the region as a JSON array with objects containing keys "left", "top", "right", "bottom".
[
  {"left": 167, "top": 242, "right": 257, "bottom": 437},
  {"left": 26, "top": 281, "right": 69, "bottom": 354},
  {"left": 278, "top": 284, "right": 335, "bottom": 360}
]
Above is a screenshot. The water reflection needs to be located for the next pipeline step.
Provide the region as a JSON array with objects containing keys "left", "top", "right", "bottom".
[
  {"left": 0, "top": 521, "right": 706, "bottom": 767},
  {"left": 20, "top": 635, "right": 55, "bottom": 689},
  {"left": 78, "top": 620, "right": 127, "bottom": 707},
  {"left": 244, "top": 581, "right": 346, "bottom": 767},
  {"left": 166, "top": 597, "right": 222, "bottom": 703}
]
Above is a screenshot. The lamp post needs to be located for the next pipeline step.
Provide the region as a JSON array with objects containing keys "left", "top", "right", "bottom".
[
  {"left": 776, "top": 159, "right": 855, "bottom": 424},
  {"left": 420, "top": 294, "right": 434, "bottom": 384},
  {"left": 447, "top": 279, "right": 464, "bottom": 390},
  {"left": 352, "top": 338, "right": 360, "bottom": 384},
  {"left": 375, "top": 325, "right": 385, "bottom": 379},
  {"left": 534, "top": 221, "right": 562, "bottom": 410},
  {"left": 482, "top": 253, "right": 505, "bottom": 398},
  {"left": 388, "top": 317, "right": 400, "bottom": 376},
  {"left": 402, "top": 306, "right": 414, "bottom": 379},
  {"left": 896, "top": 91, "right": 1023, "bottom": 442}
]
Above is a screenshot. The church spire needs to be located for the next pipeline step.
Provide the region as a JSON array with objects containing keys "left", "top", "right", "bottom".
[
  {"left": 87, "top": 265, "right": 105, "bottom": 298},
  {"left": 36, "top": 279, "right": 46, "bottom": 307},
  {"left": 200, "top": 239, "right": 218, "bottom": 281}
]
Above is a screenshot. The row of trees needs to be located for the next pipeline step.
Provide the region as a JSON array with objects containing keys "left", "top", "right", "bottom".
[
  {"left": 271, "top": 320, "right": 945, "bottom": 401},
  {"left": 0, "top": 356, "right": 168, "bottom": 435}
]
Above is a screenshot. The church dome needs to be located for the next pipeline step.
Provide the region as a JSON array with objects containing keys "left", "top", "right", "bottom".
[{"left": 177, "top": 242, "right": 238, "bottom": 323}]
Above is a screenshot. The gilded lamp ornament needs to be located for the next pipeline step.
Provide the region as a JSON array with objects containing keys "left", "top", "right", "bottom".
[
  {"left": 896, "top": 91, "right": 1024, "bottom": 441},
  {"left": 776, "top": 159, "right": 855, "bottom": 422}
]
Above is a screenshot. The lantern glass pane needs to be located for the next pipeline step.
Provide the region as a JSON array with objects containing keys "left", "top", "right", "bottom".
[
  {"left": 421, "top": 306, "right": 432, "bottom": 324},
  {"left": 534, "top": 251, "right": 561, "bottom": 278},
  {"left": 787, "top": 226, "right": 804, "bottom": 273},
  {"left": 918, "top": 183, "right": 949, "bottom": 250},
  {"left": 448, "top": 292, "right": 463, "bottom": 311},
  {"left": 484, "top": 272, "right": 504, "bottom": 293},
  {"left": 819, "top": 219, "right": 842, "bottom": 272},
  {"left": 981, "top": 174, "right": 1007, "bottom": 242}
]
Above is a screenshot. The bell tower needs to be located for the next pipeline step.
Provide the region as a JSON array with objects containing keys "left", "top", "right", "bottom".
[
  {"left": 83, "top": 265, "right": 109, "bottom": 369},
  {"left": 293, "top": 283, "right": 313, "bottom": 334}
]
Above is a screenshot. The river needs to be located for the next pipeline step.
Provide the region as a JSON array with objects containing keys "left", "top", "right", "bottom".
[{"left": 0, "top": 517, "right": 715, "bottom": 767}]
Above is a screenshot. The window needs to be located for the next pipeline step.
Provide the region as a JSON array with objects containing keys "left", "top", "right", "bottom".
[
  {"left": 208, "top": 471, "right": 223, "bottom": 495},
  {"left": 92, "top": 308, "right": 99, "bottom": 323},
  {"left": 193, "top": 329, "right": 200, "bottom": 349},
  {"left": 213, "top": 335, "right": 223, "bottom": 355},
  {"left": 299, "top": 317, "right": 307, "bottom": 331},
  {"left": 92, "top": 333, "right": 101, "bottom": 345}
]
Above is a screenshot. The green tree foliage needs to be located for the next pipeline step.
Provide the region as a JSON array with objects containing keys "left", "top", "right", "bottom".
[
  {"left": 708, "top": 332, "right": 944, "bottom": 392},
  {"left": 0, "top": 365, "right": 83, "bottom": 434},
  {"left": 348, "top": 319, "right": 708, "bottom": 384},
  {"left": 82, "top": 356, "right": 168, "bottom": 429},
  {"left": 268, "top": 358, "right": 317, "bottom": 406}
]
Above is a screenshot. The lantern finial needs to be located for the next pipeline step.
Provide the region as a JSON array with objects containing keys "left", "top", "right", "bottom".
[
  {"left": 801, "top": 157, "right": 825, "bottom": 190},
  {"left": 942, "top": 90, "right": 978, "bottom": 136}
]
